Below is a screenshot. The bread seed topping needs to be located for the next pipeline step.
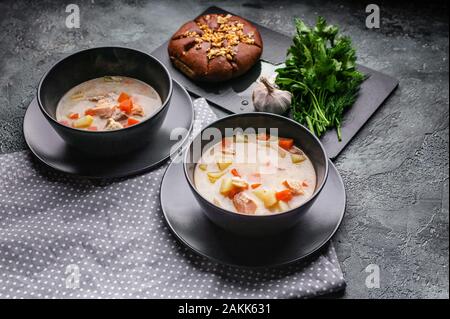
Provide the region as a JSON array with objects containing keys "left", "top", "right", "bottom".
[{"left": 181, "top": 14, "right": 256, "bottom": 60}]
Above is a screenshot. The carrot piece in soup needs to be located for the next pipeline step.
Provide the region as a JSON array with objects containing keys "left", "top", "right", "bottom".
[
  {"left": 119, "top": 99, "right": 133, "bottom": 113},
  {"left": 88, "top": 126, "right": 98, "bottom": 131},
  {"left": 278, "top": 138, "right": 294, "bottom": 150},
  {"left": 275, "top": 189, "right": 293, "bottom": 202},
  {"left": 251, "top": 183, "right": 261, "bottom": 189},
  {"left": 85, "top": 108, "right": 96, "bottom": 116},
  {"left": 68, "top": 113, "right": 79, "bottom": 119},
  {"left": 231, "top": 168, "right": 240, "bottom": 177},
  {"left": 302, "top": 180, "right": 309, "bottom": 187},
  {"left": 127, "top": 117, "right": 140, "bottom": 126},
  {"left": 227, "top": 187, "right": 240, "bottom": 199},
  {"left": 118, "top": 92, "right": 130, "bottom": 103}
]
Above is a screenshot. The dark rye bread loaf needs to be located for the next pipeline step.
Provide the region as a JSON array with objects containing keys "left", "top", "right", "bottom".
[{"left": 168, "top": 14, "right": 263, "bottom": 82}]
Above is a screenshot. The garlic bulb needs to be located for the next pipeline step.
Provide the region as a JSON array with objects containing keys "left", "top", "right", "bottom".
[{"left": 252, "top": 77, "right": 292, "bottom": 114}]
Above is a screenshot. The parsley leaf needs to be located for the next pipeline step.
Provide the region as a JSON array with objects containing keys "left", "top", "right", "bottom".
[{"left": 275, "top": 17, "right": 365, "bottom": 140}]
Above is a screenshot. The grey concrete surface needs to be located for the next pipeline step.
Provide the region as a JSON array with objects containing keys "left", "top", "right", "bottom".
[{"left": 0, "top": 0, "right": 448, "bottom": 298}]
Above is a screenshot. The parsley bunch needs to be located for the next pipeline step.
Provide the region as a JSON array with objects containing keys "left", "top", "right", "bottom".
[{"left": 275, "top": 17, "right": 365, "bottom": 140}]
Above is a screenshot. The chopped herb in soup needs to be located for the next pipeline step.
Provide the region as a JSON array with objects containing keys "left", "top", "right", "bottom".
[
  {"left": 56, "top": 76, "right": 162, "bottom": 131},
  {"left": 194, "top": 133, "right": 317, "bottom": 215}
]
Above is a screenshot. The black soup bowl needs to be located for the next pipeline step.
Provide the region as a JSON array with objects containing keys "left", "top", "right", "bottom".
[
  {"left": 37, "top": 46, "right": 173, "bottom": 157},
  {"left": 183, "top": 112, "right": 329, "bottom": 237}
]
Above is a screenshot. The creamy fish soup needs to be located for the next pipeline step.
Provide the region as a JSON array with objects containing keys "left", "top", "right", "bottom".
[
  {"left": 56, "top": 76, "right": 162, "bottom": 131},
  {"left": 194, "top": 133, "right": 317, "bottom": 215}
]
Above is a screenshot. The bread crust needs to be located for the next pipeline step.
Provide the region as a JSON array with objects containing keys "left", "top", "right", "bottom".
[{"left": 168, "top": 14, "right": 263, "bottom": 82}]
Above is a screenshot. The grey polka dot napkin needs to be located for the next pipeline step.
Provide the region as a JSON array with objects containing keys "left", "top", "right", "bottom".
[{"left": 0, "top": 98, "right": 345, "bottom": 299}]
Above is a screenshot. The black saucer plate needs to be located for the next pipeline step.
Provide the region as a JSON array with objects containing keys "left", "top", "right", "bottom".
[
  {"left": 23, "top": 80, "right": 193, "bottom": 179},
  {"left": 160, "top": 158, "right": 346, "bottom": 268}
]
